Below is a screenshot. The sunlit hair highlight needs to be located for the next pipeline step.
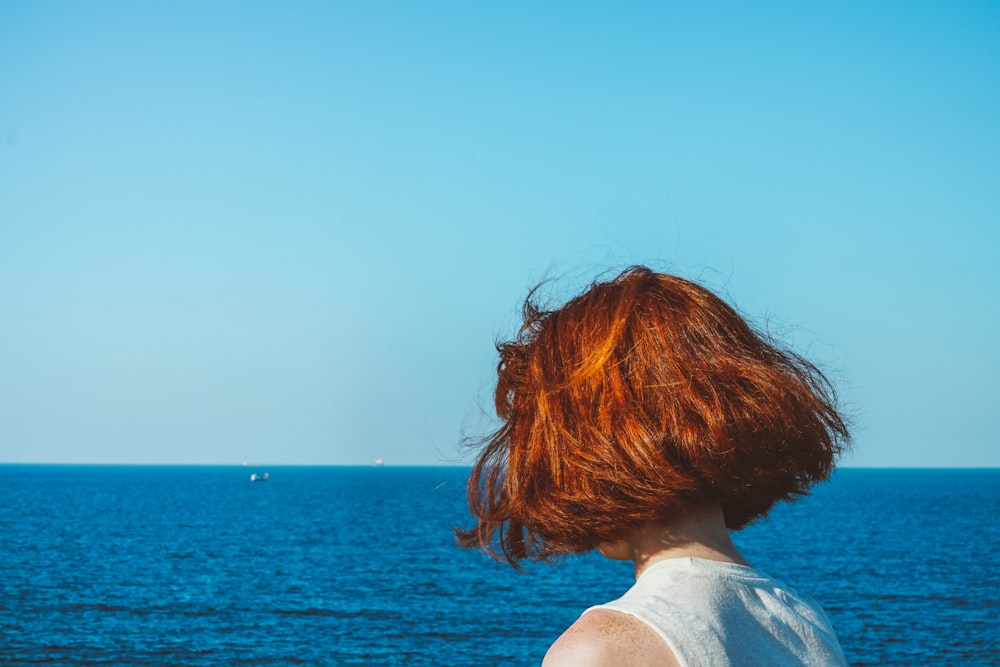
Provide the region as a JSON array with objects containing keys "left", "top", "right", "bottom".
[{"left": 456, "top": 266, "right": 849, "bottom": 564}]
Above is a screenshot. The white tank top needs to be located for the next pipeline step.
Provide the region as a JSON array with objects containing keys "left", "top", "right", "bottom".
[{"left": 586, "top": 557, "right": 847, "bottom": 667}]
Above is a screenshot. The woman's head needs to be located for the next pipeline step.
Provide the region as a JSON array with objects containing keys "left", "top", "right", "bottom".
[{"left": 457, "top": 266, "right": 849, "bottom": 564}]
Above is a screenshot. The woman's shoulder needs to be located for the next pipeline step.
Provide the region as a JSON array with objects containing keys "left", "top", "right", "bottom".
[{"left": 542, "top": 608, "right": 680, "bottom": 667}]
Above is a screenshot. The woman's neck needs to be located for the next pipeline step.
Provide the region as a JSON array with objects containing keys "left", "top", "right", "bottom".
[{"left": 620, "top": 506, "right": 750, "bottom": 579}]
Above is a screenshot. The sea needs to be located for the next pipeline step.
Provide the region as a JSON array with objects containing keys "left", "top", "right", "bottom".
[{"left": 1, "top": 465, "right": 996, "bottom": 666}]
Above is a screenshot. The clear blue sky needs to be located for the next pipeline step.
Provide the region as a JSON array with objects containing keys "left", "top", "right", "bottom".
[{"left": 1, "top": 1, "right": 997, "bottom": 467}]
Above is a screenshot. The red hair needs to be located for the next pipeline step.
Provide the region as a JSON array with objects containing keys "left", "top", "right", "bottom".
[{"left": 457, "top": 267, "right": 849, "bottom": 564}]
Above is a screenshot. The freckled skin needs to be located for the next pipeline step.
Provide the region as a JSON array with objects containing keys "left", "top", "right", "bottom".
[{"left": 543, "top": 609, "right": 681, "bottom": 667}]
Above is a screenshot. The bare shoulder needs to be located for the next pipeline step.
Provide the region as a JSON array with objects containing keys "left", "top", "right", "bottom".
[{"left": 542, "top": 608, "right": 680, "bottom": 667}]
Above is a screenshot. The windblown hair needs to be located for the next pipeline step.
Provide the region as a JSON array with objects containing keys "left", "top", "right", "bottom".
[{"left": 457, "top": 266, "right": 849, "bottom": 564}]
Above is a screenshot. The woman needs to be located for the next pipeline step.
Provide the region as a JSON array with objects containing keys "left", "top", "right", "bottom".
[{"left": 457, "top": 267, "right": 850, "bottom": 666}]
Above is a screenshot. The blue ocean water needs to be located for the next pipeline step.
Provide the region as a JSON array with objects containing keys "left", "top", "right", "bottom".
[{"left": 1, "top": 465, "right": 996, "bottom": 666}]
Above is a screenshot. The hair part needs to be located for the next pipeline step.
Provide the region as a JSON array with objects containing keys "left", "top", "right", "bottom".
[{"left": 456, "top": 266, "right": 850, "bottom": 564}]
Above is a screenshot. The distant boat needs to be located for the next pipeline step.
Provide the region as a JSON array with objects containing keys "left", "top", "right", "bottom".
[
  {"left": 250, "top": 472, "right": 269, "bottom": 482},
  {"left": 373, "top": 458, "right": 384, "bottom": 466}
]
